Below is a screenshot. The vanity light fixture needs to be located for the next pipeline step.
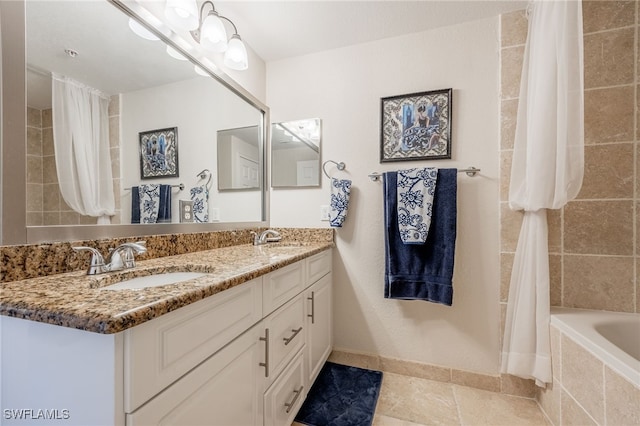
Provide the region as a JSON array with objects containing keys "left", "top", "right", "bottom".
[
  {"left": 164, "top": 0, "right": 199, "bottom": 32},
  {"left": 166, "top": 45, "right": 188, "bottom": 61},
  {"left": 189, "top": 1, "right": 249, "bottom": 71},
  {"left": 128, "top": 18, "right": 160, "bottom": 41}
]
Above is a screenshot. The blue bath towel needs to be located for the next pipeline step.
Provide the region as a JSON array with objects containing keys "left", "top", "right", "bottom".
[
  {"left": 131, "top": 184, "right": 172, "bottom": 224},
  {"left": 384, "top": 168, "right": 457, "bottom": 305}
]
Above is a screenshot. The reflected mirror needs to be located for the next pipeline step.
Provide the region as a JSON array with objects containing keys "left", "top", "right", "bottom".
[
  {"left": 217, "top": 126, "right": 261, "bottom": 190},
  {"left": 271, "top": 118, "right": 321, "bottom": 187},
  {"left": 24, "top": 0, "right": 265, "bottom": 228}
]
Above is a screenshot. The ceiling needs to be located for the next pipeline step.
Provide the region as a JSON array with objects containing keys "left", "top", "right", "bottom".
[{"left": 215, "top": 1, "right": 528, "bottom": 62}]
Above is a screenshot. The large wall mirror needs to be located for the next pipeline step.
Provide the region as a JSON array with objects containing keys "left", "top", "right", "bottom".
[
  {"left": 1, "top": 0, "right": 269, "bottom": 244},
  {"left": 271, "top": 118, "right": 321, "bottom": 187}
]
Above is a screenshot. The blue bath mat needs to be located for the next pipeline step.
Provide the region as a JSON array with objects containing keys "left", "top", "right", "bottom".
[{"left": 295, "top": 361, "right": 383, "bottom": 426}]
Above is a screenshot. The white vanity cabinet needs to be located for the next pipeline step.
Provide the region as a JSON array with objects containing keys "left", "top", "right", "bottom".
[{"left": 0, "top": 248, "right": 332, "bottom": 426}]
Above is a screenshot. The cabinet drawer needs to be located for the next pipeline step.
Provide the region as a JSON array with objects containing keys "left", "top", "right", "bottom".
[
  {"left": 263, "top": 261, "right": 305, "bottom": 316},
  {"left": 124, "top": 277, "right": 263, "bottom": 413},
  {"left": 306, "top": 249, "right": 331, "bottom": 286},
  {"left": 263, "top": 294, "right": 305, "bottom": 387},
  {"left": 264, "top": 350, "right": 305, "bottom": 426}
]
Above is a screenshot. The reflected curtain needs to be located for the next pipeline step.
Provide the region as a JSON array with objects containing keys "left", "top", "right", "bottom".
[
  {"left": 52, "top": 74, "right": 115, "bottom": 224},
  {"left": 501, "top": 0, "right": 584, "bottom": 386}
]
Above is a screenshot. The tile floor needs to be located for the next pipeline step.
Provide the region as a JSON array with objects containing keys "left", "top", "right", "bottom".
[{"left": 296, "top": 371, "right": 550, "bottom": 426}]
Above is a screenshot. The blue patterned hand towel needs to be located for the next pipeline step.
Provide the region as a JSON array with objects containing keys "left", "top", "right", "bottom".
[
  {"left": 330, "top": 178, "right": 352, "bottom": 227},
  {"left": 384, "top": 168, "right": 457, "bottom": 306},
  {"left": 397, "top": 167, "right": 438, "bottom": 244},
  {"left": 190, "top": 185, "right": 209, "bottom": 223},
  {"left": 131, "top": 184, "right": 171, "bottom": 224}
]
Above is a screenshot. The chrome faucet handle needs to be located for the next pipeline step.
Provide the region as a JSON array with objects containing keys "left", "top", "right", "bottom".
[
  {"left": 72, "top": 246, "right": 106, "bottom": 275},
  {"left": 106, "top": 241, "right": 147, "bottom": 271}
]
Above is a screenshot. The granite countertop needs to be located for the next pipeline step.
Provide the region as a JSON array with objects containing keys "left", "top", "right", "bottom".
[{"left": 0, "top": 242, "right": 333, "bottom": 334}]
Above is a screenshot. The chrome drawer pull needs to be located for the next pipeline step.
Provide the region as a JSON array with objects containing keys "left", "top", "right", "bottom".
[
  {"left": 284, "top": 385, "right": 304, "bottom": 413},
  {"left": 259, "top": 328, "right": 269, "bottom": 378},
  {"left": 283, "top": 326, "right": 303, "bottom": 346},
  {"left": 307, "top": 291, "right": 315, "bottom": 324}
]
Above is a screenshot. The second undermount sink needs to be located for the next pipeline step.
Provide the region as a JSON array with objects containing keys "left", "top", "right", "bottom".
[{"left": 101, "top": 272, "right": 210, "bottom": 291}]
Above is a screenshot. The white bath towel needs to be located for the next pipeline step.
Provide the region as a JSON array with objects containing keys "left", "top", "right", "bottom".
[{"left": 396, "top": 167, "right": 438, "bottom": 244}]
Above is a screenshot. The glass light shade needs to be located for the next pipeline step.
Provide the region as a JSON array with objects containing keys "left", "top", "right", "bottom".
[
  {"left": 194, "top": 65, "right": 210, "bottom": 76},
  {"left": 166, "top": 46, "right": 188, "bottom": 61},
  {"left": 200, "top": 12, "right": 227, "bottom": 52},
  {"left": 224, "top": 35, "right": 248, "bottom": 70},
  {"left": 164, "top": 0, "right": 199, "bottom": 31},
  {"left": 128, "top": 18, "right": 159, "bottom": 41}
]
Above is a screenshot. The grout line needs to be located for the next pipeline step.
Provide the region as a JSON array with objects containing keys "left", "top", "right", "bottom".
[
  {"left": 451, "top": 385, "right": 465, "bottom": 426},
  {"left": 584, "top": 24, "right": 636, "bottom": 37},
  {"left": 583, "top": 83, "right": 634, "bottom": 92}
]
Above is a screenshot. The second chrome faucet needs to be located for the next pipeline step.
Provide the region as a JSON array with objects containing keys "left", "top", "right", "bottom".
[{"left": 73, "top": 241, "right": 147, "bottom": 275}]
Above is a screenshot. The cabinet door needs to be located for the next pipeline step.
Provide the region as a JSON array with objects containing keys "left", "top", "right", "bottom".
[
  {"left": 305, "top": 272, "right": 332, "bottom": 386},
  {"left": 126, "top": 326, "right": 264, "bottom": 426}
]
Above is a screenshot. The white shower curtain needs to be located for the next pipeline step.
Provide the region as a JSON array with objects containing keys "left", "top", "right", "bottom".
[
  {"left": 52, "top": 74, "right": 115, "bottom": 224},
  {"left": 501, "top": 0, "right": 584, "bottom": 386}
]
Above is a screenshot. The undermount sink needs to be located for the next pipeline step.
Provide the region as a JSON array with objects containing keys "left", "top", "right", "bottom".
[{"left": 101, "top": 272, "right": 210, "bottom": 291}]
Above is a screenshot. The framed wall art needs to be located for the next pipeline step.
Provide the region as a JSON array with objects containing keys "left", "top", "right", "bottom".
[
  {"left": 139, "top": 127, "right": 179, "bottom": 179},
  {"left": 380, "top": 88, "right": 452, "bottom": 162}
]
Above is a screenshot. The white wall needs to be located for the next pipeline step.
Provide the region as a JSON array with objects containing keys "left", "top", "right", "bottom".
[
  {"left": 120, "top": 77, "right": 262, "bottom": 224},
  {"left": 267, "top": 17, "right": 501, "bottom": 374}
]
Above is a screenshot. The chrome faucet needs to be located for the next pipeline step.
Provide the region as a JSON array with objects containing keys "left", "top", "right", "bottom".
[
  {"left": 73, "top": 241, "right": 147, "bottom": 275},
  {"left": 252, "top": 230, "right": 282, "bottom": 246}
]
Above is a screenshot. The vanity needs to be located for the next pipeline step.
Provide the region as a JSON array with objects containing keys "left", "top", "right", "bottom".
[{"left": 1, "top": 241, "right": 333, "bottom": 426}]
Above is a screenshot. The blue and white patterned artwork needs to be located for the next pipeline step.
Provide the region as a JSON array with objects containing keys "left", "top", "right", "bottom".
[
  {"left": 139, "top": 127, "right": 179, "bottom": 179},
  {"left": 397, "top": 168, "right": 438, "bottom": 244},
  {"left": 330, "top": 178, "right": 352, "bottom": 228},
  {"left": 139, "top": 184, "right": 160, "bottom": 224},
  {"left": 190, "top": 185, "right": 209, "bottom": 223}
]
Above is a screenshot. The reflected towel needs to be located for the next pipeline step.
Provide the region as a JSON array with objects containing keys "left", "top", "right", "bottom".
[
  {"left": 384, "top": 168, "right": 457, "bottom": 305},
  {"left": 190, "top": 185, "right": 209, "bottom": 223},
  {"left": 397, "top": 167, "right": 438, "bottom": 244},
  {"left": 330, "top": 178, "right": 352, "bottom": 228},
  {"left": 131, "top": 184, "right": 171, "bottom": 224}
]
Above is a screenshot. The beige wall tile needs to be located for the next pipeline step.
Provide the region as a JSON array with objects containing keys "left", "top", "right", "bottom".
[
  {"left": 26, "top": 212, "right": 43, "bottom": 227},
  {"left": 561, "top": 336, "right": 604, "bottom": 424},
  {"left": 501, "top": 203, "right": 523, "bottom": 252},
  {"left": 27, "top": 127, "right": 42, "bottom": 156},
  {"left": 109, "top": 116, "right": 120, "bottom": 148},
  {"left": 582, "top": 1, "right": 636, "bottom": 34},
  {"left": 500, "top": 302, "right": 507, "bottom": 347},
  {"left": 27, "top": 107, "right": 41, "bottom": 127},
  {"left": 42, "top": 109, "right": 52, "bottom": 128},
  {"left": 501, "top": 9, "right": 528, "bottom": 48},
  {"left": 500, "top": 99, "right": 518, "bottom": 150},
  {"left": 584, "top": 28, "right": 635, "bottom": 89},
  {"left": 376, "top": 373, "right": 459, "bottom": 425},
  {"left": 26, "top": 156, "right": 43, "bottom": 184},
  {"left": 451, "top": 369, "right": 500, "bottom": 393},
  {"left": 42, "top": 156, "right": 58, "bottom": 184},
  {"left": 113, "top": 179, "right": 121, "bottom": 211},
  {"left": 60, "top": 211, "right": 80, "bottom": 225},
  {"left": 42, "top": 183, "right": 60, "bottom": 212},
  {"left": 110, "top": 147, "right": 120, "bottom": 178},
  {"left": 500, "top": 375, "right": 535, "bottom": 398},
  {"left": 561, "top": 390, "right": 597, "bottom": 426},
  {"left": 500, "top": 150, "right": 512, "bottom": 202},
  {"left": 550, "top": 326, "right": 561, "bottom": 380},
  {"left": 501, "top": 46, "right": 524, "bottom": 100},
  {"left": 584, "top": 86, "right": 635, "bottom": 144},
  {"left": 636, "top": 257, "right": 639, "bottom": 314},
  {"left": 500, "top": 253, "right": 514, "bottom": 303},
  {"left": 564, "top": 200, "right": 633, "bottom": 255},
  {"left": 547, "top": 209, "right": 561, "bottom": 254},
  {"left": 328, "top": 349, "right": 380, "bottom": 370},
  {"left": 563, "top": 255, "right": 634, "bottom": 312},
  {"left": 26, "top": 184, "right": 43, "bottom": 212},
  {"left": 379, "top": 356, "right": 451, "bottom": 383},
  {"left": 578, "top": 143, "right": 634, "bottom": 199},
  {"left": 108, "top": 95, "right": 120, "bottom": 116},
  {"left": 455, "top": 385, "right": 548, "bottom": 426},
  {"left": 43, "top": 212, "right": 60, "bottom": 226},
  {"left": 549, "top": 255, "right": 561, "bottom": 307},
  {"left": 537, "top": 381, "right": 561, "bottom": 426},
  {"left": 79, "top": 214, "right": 97, "bottom": 225},
  {"left": 42, "top": 128, "right": 54, "bottom": 156},
  {"left": 605, "top": 367, "right": 640, "bottom": 425}
]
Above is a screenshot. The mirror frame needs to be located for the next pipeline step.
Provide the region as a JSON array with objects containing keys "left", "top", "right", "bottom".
[{"left": 0, "top": 0, "right": 270, "bottom": 245}]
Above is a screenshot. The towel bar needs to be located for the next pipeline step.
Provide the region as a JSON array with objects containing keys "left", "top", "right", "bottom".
[
  {"left": 124, "top": 183, "right": 185, "bottom": 191},
  {"left": 368, "top": 167, "right": 480, "bottom": 181}
]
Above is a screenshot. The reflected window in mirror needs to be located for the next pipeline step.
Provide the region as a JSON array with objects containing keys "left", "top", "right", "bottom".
[{"left": 271, "top": 118, "right": 321, "bottom": 188}]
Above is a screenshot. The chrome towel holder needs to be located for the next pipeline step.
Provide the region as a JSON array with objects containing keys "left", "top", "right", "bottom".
[
  {"left": 322, "top": 160, "right": 346, "bottom": 179},
  {"left": 368, "top": 166, "right": 481, "bottom": 182}
]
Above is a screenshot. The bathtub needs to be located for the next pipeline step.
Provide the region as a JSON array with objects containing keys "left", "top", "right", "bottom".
[{"left": 550, "top": 307, "right": 640, "bottom": 387}]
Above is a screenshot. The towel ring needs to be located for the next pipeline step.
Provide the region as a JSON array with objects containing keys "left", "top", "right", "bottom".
[{"left": 322, "top": 160, "right": 346, "bottom": 179}]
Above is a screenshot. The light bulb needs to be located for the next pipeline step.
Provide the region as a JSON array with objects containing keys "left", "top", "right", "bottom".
[
  {"left": 224, "top": 34, "right": 248, "bottom": 71},
  {"left": 200, "top": 12, "right": 228, "bottom": 52},
  {"left": 194, "top": 65, "right": 210, "bottom": 77},
  {"left": 128, "top": 18, "right": 159, "bottom": 41},
  {"left": 164, "top": 0, "right": 199, "bottom": 31},
  {"left": 166, "top": 46, "right": 188, "bottom": 61}
]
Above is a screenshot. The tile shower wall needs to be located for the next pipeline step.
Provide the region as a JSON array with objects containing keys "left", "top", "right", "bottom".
[
  {"left": 500, "top": 2, "right": 638, "bottom": 317},
  {"left": 25, "top": 95, "right": 122, "bottom": 225}
]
